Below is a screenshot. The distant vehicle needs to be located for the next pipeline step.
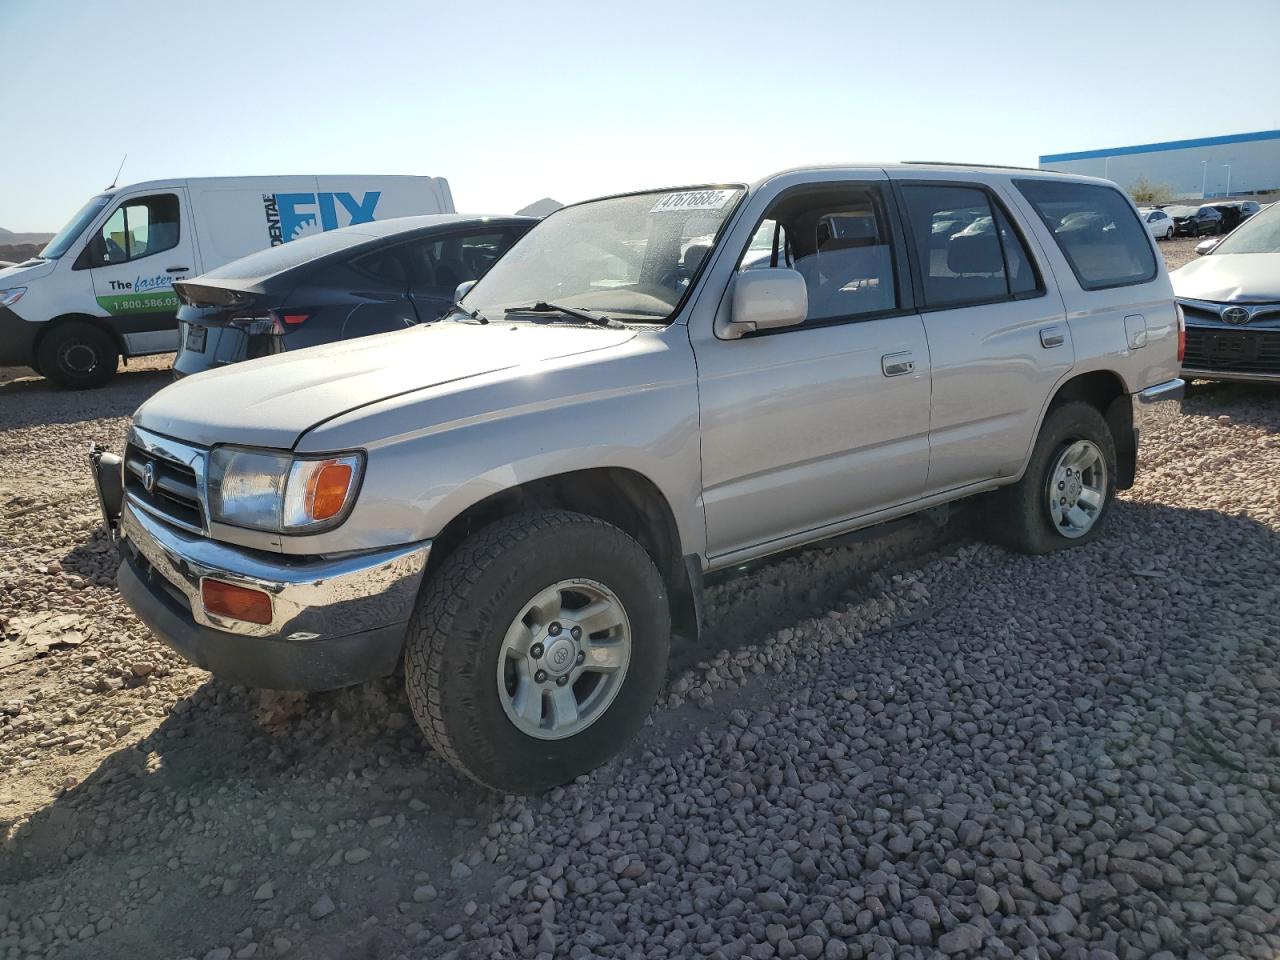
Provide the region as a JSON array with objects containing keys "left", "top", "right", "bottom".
[
  {"left": 1137, "top": 208, "right": 1175, "bottom": 240},
  {"left": 173, "top": 215, "right": 536, "bottom": 377},
  {"left": 1168, "top": 205, "right": 1224, "bottom": 237},
  {"left": 1172, "top": 201, "right": 1280, "bottom": 383},
  {"left": 0, "top": 175, "right": 454, "bottom": 389},
  {"left": 1208, "top": 200, "right": 1263, "bottom": 234}
]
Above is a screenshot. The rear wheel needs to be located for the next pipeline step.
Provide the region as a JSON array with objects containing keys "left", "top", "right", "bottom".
[
  {"left": 987, "top": 401, "right": 1117, "bottom": 555},
  {"left": 404, "top": 510, "right": 670, "bottom": 792},
  {"left": 36, "top": 321, "right": 119, "bottom": 390}
]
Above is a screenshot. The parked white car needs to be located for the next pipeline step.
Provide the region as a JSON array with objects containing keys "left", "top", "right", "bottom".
[
  {"left": 1172, "top": 200, "right": 1280, "bottom": 383},
  {"left": 1137, "top": 208, "right": 1175, "bottom": 241}
]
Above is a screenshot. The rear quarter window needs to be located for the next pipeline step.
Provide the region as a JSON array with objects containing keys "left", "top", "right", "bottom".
[{"left": 1015, "top": 180, "right": 1157, "bottom": 291}]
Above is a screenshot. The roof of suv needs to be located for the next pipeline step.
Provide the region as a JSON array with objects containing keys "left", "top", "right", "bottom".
[{"left": 752, "top": 162, "right": 1113, "bottom": 189}]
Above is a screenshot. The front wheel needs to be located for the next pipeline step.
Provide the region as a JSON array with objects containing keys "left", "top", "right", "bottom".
[
  {"left": 404, "top": 510, "right": 670, "bottom": 792},
  {"left": 986, "top": 401, "right": 1117, "bottom": 555},
  {"left": 36, "top": 321, "right": 119, "bottom": 390},
  {"left": 1164, "top": 227, "right": 1174, "bottom": 240}
]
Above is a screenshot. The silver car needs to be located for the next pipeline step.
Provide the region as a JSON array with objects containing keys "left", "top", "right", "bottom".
[
  {"left": 94, "top": 165, "right": 1183, "bottom": 792},
  {"left": 1173, "top": 201, "right": 1280, "bottom": 383}
]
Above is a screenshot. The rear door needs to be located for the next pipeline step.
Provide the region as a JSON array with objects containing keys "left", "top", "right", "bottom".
[
  {"left": 399, "top": 226, "right": 522, "bottom": 322},
  {"left": 891, "top": 175, "right": 1071, "bottom": 493},
  {"left": 82, "top": 190, "right": 195, "bottom": 356}
]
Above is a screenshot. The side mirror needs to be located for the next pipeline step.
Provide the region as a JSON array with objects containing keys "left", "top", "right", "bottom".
[
  {"left": 454, "top": 280, "right": 477, "bottom": 302},
  {"left": 1195, "top": 238, "right": 1219, "bottom": 256},
  {"left": 723, "top": 269, "right": 808, "bottom": 339}
]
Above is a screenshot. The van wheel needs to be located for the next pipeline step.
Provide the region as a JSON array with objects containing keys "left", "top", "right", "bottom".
[
  {"left": 988, "top": 401, "right": 1117, "bottom": 555},
  {"left": 37, "top": 322, "right": 119, "bottom": 390},
  {"left": 404, "top": 510, "right": 670, "bottom": 793}
]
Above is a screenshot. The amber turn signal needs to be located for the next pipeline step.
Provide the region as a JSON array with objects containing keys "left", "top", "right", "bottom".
[{"left": 201, "top": 578, "right": 273, "bottom": 625}]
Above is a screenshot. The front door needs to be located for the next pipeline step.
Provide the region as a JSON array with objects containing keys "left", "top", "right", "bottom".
[
  {"left": 694, "top": 179, "right": 932, "bottom": 560},
  {"left": 84, "top": 190, "right": 196, "bottom": 356}
]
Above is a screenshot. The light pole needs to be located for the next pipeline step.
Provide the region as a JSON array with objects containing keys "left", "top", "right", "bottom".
[
  {"left": 1223, "top": 164, "right": 1232, "bottom": 198},
  {"left": 1201, "top": 161, "right": 1208, "bottom": 199}
]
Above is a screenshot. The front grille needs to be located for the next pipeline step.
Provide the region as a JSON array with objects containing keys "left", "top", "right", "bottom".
[
  {"left": 124, "top": 442, "right": 204, "bottom": 532},
  {"left": 1184, "top": 326, "right": 1280, "bottom": 375}
]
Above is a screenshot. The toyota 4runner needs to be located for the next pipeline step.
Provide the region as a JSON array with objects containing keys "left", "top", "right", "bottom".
[{"left": 94, "top": 165, "right": 1184, "bottom": 792}]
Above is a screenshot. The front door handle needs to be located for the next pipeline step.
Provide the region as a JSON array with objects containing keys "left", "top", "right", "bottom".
[
  {"left": 881, "top": 351, "right": 915, "bottom": 377},
  {"left": 166, "top": 266, "right": 190, "bottom": 274},
  {"left": 1040, "top": 326, "right": 1066, "bottom": 348}
]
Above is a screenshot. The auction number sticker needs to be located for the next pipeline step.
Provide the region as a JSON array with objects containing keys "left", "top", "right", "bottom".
[{"left": 650, "top": 189, "right": 737, "bottom": 213}]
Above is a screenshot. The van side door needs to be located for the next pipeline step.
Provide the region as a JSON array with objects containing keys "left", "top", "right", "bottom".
[
  {"left": 890, "top": 175, "right": 1071, "bottom": 493},
  {"left": 692, "top": 176, "right": 932, "bottom": 562},
  {"left": 77, "top": 189, "right": 196, "bottom": 357}
]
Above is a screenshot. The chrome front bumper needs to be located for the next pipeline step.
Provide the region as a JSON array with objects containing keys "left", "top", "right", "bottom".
[
  {"left": 120, "top": 502, "right": 429, "bottom": 640},
  {"left": 117, "top": 502, "right": 430, "bottom": 690}
]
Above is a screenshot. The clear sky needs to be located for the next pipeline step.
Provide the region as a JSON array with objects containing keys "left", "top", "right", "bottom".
[{"left": 2, "top": 0, "right": 1278, "bottom": 232}]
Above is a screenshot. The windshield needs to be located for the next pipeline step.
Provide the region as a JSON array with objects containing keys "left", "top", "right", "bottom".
[
  {"left": 1212, "top": 202, "right": 1280, "bottom": 255},
  {"left": 40, "top": 194, "right": 112, "bottom": 259},
  {"left": 459, "top": 186, "right": 745, "bottom": 323}
]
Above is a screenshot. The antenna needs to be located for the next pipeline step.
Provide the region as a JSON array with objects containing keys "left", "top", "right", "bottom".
[{"left": 107, "top": 154, "right": 127, "bottom": 190}]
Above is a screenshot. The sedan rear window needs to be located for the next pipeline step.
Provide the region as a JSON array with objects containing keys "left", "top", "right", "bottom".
[
  {"left": 1015, "top": 180, "right": 1157, "bottom": 291},
  {"left": 200, "top": 229, "right": 375, "bottom": 282}
]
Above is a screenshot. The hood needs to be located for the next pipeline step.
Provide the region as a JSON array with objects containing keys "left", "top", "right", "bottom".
[
  {"left": 1171, "top": 253, "right": 1280, "bottom": 302},
  {"left": 0, "top": 258, "right": 57, "bottom": 286},
  {"left": 134, "top": 321, "right": 636, "bottom": 449}
]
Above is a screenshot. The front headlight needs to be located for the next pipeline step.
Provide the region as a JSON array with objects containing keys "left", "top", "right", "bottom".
[
  {"left": 0, "top": 287, "right": 27, "bottom": 308},
  {"left": 207, "top": 446, "right": 363, "bottom": 533}
]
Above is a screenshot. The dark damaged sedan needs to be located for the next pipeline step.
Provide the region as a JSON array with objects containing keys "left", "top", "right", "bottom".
[{"left": 173, "top": 214, "right": 535, "bottom": 377}]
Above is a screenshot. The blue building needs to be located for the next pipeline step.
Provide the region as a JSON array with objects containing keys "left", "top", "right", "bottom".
[{"left": 1040, "top": 130, "right": 1280, "bottom": 199}]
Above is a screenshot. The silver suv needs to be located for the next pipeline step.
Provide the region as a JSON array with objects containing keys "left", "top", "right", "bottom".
[{"left": 95, "top": 165, "right": 1184, "bottom": 792}]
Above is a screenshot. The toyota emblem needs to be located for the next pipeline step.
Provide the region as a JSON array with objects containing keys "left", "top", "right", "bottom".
[
  {"left": 1221, "top": 306, "right": 1251, "bottom": 325},
  {"left": 142, "top": 461, "right": 157, "bottom": 493}
]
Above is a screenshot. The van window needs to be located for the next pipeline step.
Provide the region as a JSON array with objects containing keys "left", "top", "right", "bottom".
[
  {"left": 1015, "top": 180, "right": 1157, "bottom": 290},
  {"left": 87, "top": 194, "right": 181, "bottom": 266},
  {"left": 737, "top": 186, "right": 898, "bottom": 324},
  {"left": 900, "top": 185, "right": 1042, "bottom": 308}
]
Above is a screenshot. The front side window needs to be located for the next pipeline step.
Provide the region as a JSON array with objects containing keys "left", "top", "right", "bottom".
[
  {"left": 1016, "top": 179, "right": 1157, "bottom": 291},
  {"left": 460, "top": 187, "right": 745, "bottom": 323},
  {"left": 901, "top": 184, "right": 1041, "bottom": 308},
  {"left": 736, "top": 186, "right": 898, "bottom": 323},
  {"left": 86, "top": 194, "right": 180, "bottom": 266}
]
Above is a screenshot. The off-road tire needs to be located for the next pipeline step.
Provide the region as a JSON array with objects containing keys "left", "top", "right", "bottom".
[
  {"left": 404, "top": 510, "right": 670, "bottom": 792},
  {"left": 988, "top": 401, "right": 1117, "bottom": 555},
  {"left": 37, "top": 321, "right": 119, "bottom": 390}
]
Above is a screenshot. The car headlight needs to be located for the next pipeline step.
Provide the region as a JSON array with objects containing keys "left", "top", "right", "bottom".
[
  {"left": 0, "top": 287, "right": 27, "bottom": 308},
  {"left": 207, "top": 446, "right": 364, "bottom": 532}
]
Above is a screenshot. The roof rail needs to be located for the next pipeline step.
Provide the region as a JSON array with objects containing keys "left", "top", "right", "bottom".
[{"left": 902, "top": 161, "right": 1046, "bottom": 173}]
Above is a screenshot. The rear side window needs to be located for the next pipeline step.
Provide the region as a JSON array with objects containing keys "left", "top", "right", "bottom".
[
  {"left": 1015, "top": 180, "right": 1157, "bottom": 290},
  {"left": 899, "top": 184, "right": 1042, "bottom": 308}
]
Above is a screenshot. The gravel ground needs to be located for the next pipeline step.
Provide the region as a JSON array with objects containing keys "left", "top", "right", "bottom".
[{"left": 3, "top": 282, "right": 1279, "bottom": 959}]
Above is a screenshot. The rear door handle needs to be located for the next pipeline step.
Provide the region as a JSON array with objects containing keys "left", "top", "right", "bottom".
[
  {"left": 881, "top": 351, "right": 915, "bottom": 377},
  {"left": 1040, "top": 326, "right": 1066, "bottom": 348},
  {"left": 166, "top": 266, "right": 190, "bottom": 274}
]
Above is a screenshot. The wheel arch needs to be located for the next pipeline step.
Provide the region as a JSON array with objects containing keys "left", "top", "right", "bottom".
[
  {"left": 1045, "top": 369, "right": 1135, "bottom": 489},
  {"left": 32, "top": 313, "right": 125, "bottom": 362},
  {"left": 424, "top": 466, "right": 702, "bottom": 644}
]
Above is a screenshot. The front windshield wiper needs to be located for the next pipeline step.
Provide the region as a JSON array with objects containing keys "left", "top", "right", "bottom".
[
  {"left": 503, "top": 301, "right": 623, "bottom": 329},
  {"left": 444, "top": 302, "right": 489, "bottom": 325}
]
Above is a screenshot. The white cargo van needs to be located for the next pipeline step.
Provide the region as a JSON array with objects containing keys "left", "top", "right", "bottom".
[{"left": 0, "top": 175, "right": 453, "bottom": 388}]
